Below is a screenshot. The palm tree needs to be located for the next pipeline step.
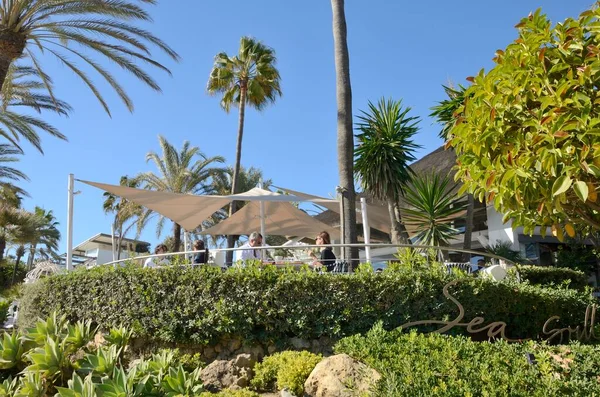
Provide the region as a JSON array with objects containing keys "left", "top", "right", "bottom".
[
  {"left": 0, "top": 0, "right": 179, "bottom": 115},
  {"left": 430, "top": 85, "right": 474, "bottom": 260},
  {"left": 136, "top": 136, "right": 226, "bottom": 252},
  {"left": 24, "top": 206, "right": 60, "bottom": 269},
  {"left": 207, "top": 36, "right": 282, "bottom": 264},
  {"left": 331, "top": 0, "right": 358, "bottom": 266},
  {"left": 355, "top": 98, "right": 421, "bottom": 244},
  {"left": 103, "top": 175, "right": 144, "bottom": 260},
  {"left": 0, "top": 64, "right": 69, "bottom": 153},
  {"left": 401, "top": 173, "right": 467, "bottom": 258}
]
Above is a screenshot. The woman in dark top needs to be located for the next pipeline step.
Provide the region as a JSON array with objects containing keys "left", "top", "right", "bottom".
[
  {"left": 192, "top": 240, "right": 206, "bottom": 264},
  {"left": 310, "top": 231, "right": 336, "bottom": 272}
]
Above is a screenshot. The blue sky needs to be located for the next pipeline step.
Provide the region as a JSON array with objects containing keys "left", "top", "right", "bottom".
[{"left": 11, "top": 0, "right": 594, "bottom": 253}]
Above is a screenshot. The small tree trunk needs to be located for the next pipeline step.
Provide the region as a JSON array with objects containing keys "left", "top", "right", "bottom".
[
  {"left": 226, "top": 83, "right": 248, "bottom": 266},
  {"left": 11, "top": 246, "right": 24, "bottom": 285},
  {"left": 173, "top": 222, "right": 182, "bottom": 253},
  {"left": 26, "top": 244, "right": 36, "bottom": 270},
  {"left": 388, "top": 199, "right": 401, "bottom": 244},
  {"left": 461, "top": 193, "right": 475, "bottom": 262},
  {"left": 331, "top": 0, "right": 358, "bottom": 269}
]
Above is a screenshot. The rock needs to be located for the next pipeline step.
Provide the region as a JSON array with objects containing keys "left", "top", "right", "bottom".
[
  {"left": 303, "top": 354, "right": 381, "bottom": 397},
  {"left": 200, "top": 353, "right": 256, "bottom": 392},
  {"left": 268, "top": 344, "right": 277, "bottom": 355},
  {"left": 229, "top": 338, "right": 242, "bottom": 352},
  {"left": 214, "top": 343, "right": 222, "bottom": 353},
  {"left": 289, "top": 337, "right": 311, "bottom": 350},
  {"left": 204, "top": 346, "right": 216, "bottom": 360},
  {"left": 311, "top": 339, "right": 321, "bottom": 353},
  {"left": 280, "top": 388, "right": 296, "bottom": 397}
]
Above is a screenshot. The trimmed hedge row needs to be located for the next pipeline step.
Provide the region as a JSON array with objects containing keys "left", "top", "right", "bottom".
[
  {"left": 511, "top": 265, "right": 589, "bottom": 290},
  {"left": 19, "top": 265, "right": 594, "bottom": 345},
  {"left": 336, "top": 324, "right": 600, "bottom": 396}
]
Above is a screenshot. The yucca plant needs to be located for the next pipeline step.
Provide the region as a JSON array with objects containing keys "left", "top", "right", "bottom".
[
  {"left": 401, "top": 172, "right": 467, "bottom": 254},
  {"left": 0, "top": 0, "right": 180, "bottom": 115}
]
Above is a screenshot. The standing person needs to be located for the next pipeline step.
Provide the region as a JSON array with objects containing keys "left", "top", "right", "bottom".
[
  {"left": 237, "top": 232, "right": 268, "bottom": 264},
  {"left": 193, "top": 240, "right": 207, "bottom": 264},
  {"left": 144, "top": 244, "right": 170, "bottom": 268},
  {"left": 310, "top": 231, "right": 337, "bottom": 272}
]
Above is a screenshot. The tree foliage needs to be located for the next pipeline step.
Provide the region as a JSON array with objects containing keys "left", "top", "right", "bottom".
[{"left": 447, "top": 4, "right": 600, "bottom": 240}]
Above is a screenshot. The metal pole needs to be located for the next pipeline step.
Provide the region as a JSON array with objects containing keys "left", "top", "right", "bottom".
[
  {"left": 66, "top": 173, "right": 74, "bottom": 271},
  {"left": 258, "top": 180, "right": 266, "bottom": 259},
  {"left": 111, "top": 223, "right": 116, "bottom": 261},
  {"left": 183, "top": 231, "right": 189, "bottom": 262},
  {"left": 360, "top": 197, "right": 371, "bottom": 263},
  {"left": 337, "top": 187, "right": 345, "bottom": 261}
]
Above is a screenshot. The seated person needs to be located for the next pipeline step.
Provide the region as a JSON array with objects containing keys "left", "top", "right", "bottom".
[
  {"left": 309, "top": 231, "right": 336, "bottom": 272},
  {"left": 237, "top": 232, "right": 270, "bottom": 264},
  {"left": 473, "top": 259, "right": 486, "bottom": 273},
  {"left": 192, "top": 240, "right": 207, "bottom": 264},
  {"left": 144, "top": 244, "right": 170, "bottom": 268}
]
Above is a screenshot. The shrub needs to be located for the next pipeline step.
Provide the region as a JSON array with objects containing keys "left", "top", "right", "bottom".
[
  {"left": 251, "top": 351, "right": 322, "bottom": 395},
  {"left": 200, "top": 389, "right": 260, "bottom": 397},
  {"left": 336, "top": 323, "right": 600, "bottom": 396},
  {"left": 0, "top": 262, "right": 26, "bottom": 288},
  {"left": 510, "top": 265, "right": 589, "bottom": 290},
  {"left": 0, "top": 313, "right": 204, "bottom": 395},
  {"left": 18, "top": 265, "right": 594, "bottom": 345},
  {"left": 0, "top": 300, "right": 9, "bottom": 325}
]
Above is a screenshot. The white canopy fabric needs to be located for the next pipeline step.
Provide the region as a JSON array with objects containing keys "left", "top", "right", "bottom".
[
  {"left": 273, "top": 185, "right": 392, "bottom": 234},
  {"left": 199, "top": 200, "right": 339, "bottom": 239},
  {"left": 80, "top": 180, "right": 339, "bottom": 233}
]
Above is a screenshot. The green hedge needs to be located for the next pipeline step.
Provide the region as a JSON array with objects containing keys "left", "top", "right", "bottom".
[
  {"left": 336, "top": 324, "right": 600, "bottom": 396},
  {"left": 18, "top": 265, "right": 594, "bottom": 345},
  {"left": 511, "top": 265, "right": 589, "bottom": 290}
]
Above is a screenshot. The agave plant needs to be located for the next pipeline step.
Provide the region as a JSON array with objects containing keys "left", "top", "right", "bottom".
[
  {"left": 160, "top": 365, "right": 204, "bottom": 397},
  {"left": 0, "top": 331, "right": 27, "bottom": 370},
  {"left": 65, "top": 320, "right": 98, "bottom": 352},
  {"left": 55, "top": 373, "right": 98, "bottom": 397},
  {"left": 78, "top": 345, "right": 122, "bottom": 379},
  {"left": 25, "top": 336, "right": 70, "bottom": 383},
  {"left": 25, "top": 311, "right": 67, "bottom": 345},
  {"left": 13, "top": 372, "right": 46, "bottom": 397},
  {"left": 103, "top": 326, "right": 132, "bottom": 352},
  {"left": 0, "top": 376, "right": 19, "bottom": 395},
  {"left": 96, "top": 367, "right": 150, "bottom": 397}
]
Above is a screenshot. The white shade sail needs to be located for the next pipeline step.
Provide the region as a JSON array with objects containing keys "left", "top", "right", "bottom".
[
  {"left": 199, "top": 200, "right": 339, "bottom": 239},
  {"left": 80, "top": 180, "right": 339, "bottom": 233}
]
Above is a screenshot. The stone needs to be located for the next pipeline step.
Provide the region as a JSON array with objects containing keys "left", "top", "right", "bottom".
[
  {"left": 311, "top": 339, "right": 321, "bottom": 353},
  {"left": 214, "top": 343, "right": 222, "bottom": 353},
  {"left": 203, "top": 346, "right": 216, "bottom": 360},
  {"left": 228, "top": 338, "right": 242, "bottom": 352},
  {"left": 280, "top": 388, "right": 296, "bottom": 397},
  {"left": 303, "top": 354, "right": 381, "bottom": 397},
  {"left": 267, "top": 344, "right": 277, "bottom": 355},
  {"left": 199, "top": 353, "right": 256, "bottom": 393},
  {"left": 289, "top": 337, "right": 311, "bottom": 350}
]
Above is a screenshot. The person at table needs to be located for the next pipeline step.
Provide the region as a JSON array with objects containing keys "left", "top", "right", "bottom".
[
  {"left": 192, "top": 239, "right": 207, "bottom": 264},
  {"left": 310, "top": 231, "right": 336, "bottom": 272},
  {"left": 144, "top": 244, "right": 170, "bottom": 268},
  {"left": 237, "top": 232, "right": 269, "bottom": 264}
]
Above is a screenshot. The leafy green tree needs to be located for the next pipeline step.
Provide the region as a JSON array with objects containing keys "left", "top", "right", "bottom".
[
  {"left": 354, "top": 97, "right": 420, "bottom": 244},
  {"left": 0, "top": 0, "right": 179, "bottom": 115},
  {"left": 430, "top": 85, "right": 475, "bottom": 260},
  {"left": 0, "top": 184, "right": 24, "bottom": 261},
  {"left": 401, "top": 173, "right": 467, "bottom": 253},
  {"left": 447, "top": 5, "right": 600, "bottom": 240},
  {"left": 136, "top": 136, "right": 226, "bottom": 252},
  {"left": 207, "top": 36, "right": 281, "bottom": 262},
  {"left": 331, "top": 0, "right": 358, "bottom": 265},
  {"left": 103, "top": 176, "right": 144, "bottom": 260}
]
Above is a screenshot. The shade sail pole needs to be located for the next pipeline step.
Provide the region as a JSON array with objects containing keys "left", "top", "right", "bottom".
[
  {"left": 258, "top": 180, "right": 266, "bottom": 259},
  {"left": 360, "top": 197, "right": 371, "bottom": 263},
  {"left": 183, "top": 230, "right": 189, "bottom": 262},
  {"left": 337, "top": 186, "right": 345, "bottom": 261},
  {"left": 66, "top": 173, "right": 74, "bottom": 271}
]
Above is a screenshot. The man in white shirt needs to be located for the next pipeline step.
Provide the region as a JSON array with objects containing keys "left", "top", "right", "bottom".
[
  {"left": 144, "top": 244, "right": 170, "bottom": 268},
  {"left": 236, "top": 232, "right": 269, "bottom": 264}
]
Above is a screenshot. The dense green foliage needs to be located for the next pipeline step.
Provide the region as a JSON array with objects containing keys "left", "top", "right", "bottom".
[
  {"left": 0, "top": 314, "right": 204, "bottom": 396},
  {"left": 0, "top": 262, "right": 25, "bottom": 288},
  {"left": 251, "top": 351, "right": 321, "bottom": 395},
  {"left": 0, "top": 300, "right": 8, "bottom": 325},
  {"left": 19, "top": 265, "right": 594, "bottom": 345},
  {"left": 448, "top": 4, "right": 600, "bottom": 238},
  {"left": 336, "top": 323, "right": 600, "bottom": 396},
  {"left": 510, "top": 265, "right": 589, "bottom": 290}
]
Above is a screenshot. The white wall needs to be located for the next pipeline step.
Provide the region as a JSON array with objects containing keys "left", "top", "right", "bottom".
[{"left": 486, "top": 206, "right": 520, "bottom": 251}]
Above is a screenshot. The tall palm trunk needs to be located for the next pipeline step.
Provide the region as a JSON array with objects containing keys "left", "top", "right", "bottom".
[
  {"left": 173, "top": 222, "right": 182, "bottom": 253},
  {"left": 0, "top": 236, "right": 6, "bottom": 262},
  {"left": 461, "top": 194, "right": 474, "bottom": 262},
  {"left": 26, "top": 243, "right": 37, "bottom": 269},
  {"left": 387, "top": 196, "right": 410, "bottom": 245},
  {"left": 331, "top": 0, "right": 358, "bottom": 268},
  {"left": 0, "top": 30, "right": 26, "bottom": 89},
  {"left": 226, "top": 83, "right": 248, "bottom": 265},
  {"left": 11, "top": 245, "right": 24, "bottom": 284}
]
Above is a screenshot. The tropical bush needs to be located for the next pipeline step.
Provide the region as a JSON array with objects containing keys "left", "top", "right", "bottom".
[
  {"left": 0, "top": 300, "right": 9, "bottom": 325},
  {"left": 251, "top": 350, "right": 321, "bottom": 395},
  {"left": 18, "top": 265, "right": 594, "bottom": 345},
  {"left": 0, "top": 262, "right": 26, "bottom": 288},
  {"left": 0, "top": 313, "right": 204, "bottom": 396},
  {"left": 510, "top": 265, "right": 589, "bottom": 290},
  {"left": 336, "top": 323, "right": 600, "bottom": 396}
]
